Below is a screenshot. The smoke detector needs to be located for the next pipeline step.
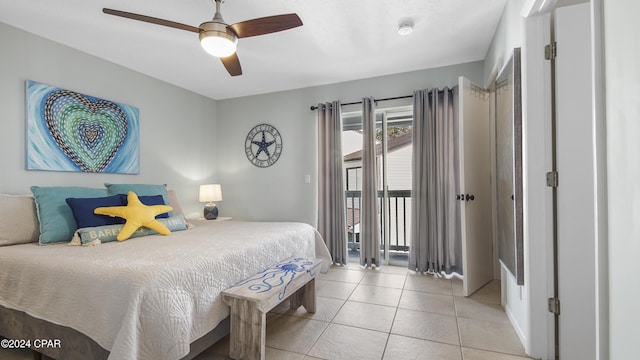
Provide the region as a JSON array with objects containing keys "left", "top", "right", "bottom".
[{"left": 397, "top": 23, "right": 413, "bottom": 36}]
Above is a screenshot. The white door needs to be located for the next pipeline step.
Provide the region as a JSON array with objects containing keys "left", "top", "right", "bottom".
[
  {"left": 555, "top": 3, "right": 597, "bottom": 359},
  {"left": 458, "top": 76, "right": 494, "bottom": 296}
]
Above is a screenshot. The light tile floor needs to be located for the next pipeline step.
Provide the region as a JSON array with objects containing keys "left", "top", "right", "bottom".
[
  {"left": 199, "top": 264, "right": 537, "bottom": 360},
  {"left": 0, "top": 264, "right": 538, "bottom": 360}
]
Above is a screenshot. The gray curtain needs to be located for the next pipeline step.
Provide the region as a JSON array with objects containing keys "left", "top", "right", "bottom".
[
  {"left": 360, "top": 97, "right": 381, "bottom": 267},
  {"left": 317, "top": 101, "right": 347, "bottom": 265},
  {"left": 409, "top": 88, "right": 462, "bottom": 274}
]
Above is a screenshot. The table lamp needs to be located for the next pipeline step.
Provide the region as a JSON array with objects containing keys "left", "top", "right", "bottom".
[{"left": 199, "top": 184, "right": 223, "bottom": 220}]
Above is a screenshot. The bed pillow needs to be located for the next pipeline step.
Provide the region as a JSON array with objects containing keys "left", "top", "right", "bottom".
[
  {"left": 73, "top": 214, "right": 188, "bottom": 245},
  {"left": 167, "top": 189, "right": 184, "bottom": 216},
  {"left": 65, "top": 195, "right": 127, "bottom": 228},
  {"left": 136, "top": 195, "right": 169, "bottom": 219},
  {"left": 31, "top": 186, "right": 109, "bottom": 245},
  {"left": 105, "top": 183, "right": 173, "bottom": 216},
  {"left": 0, "top": 194, "right": 40, "bottom": 246}
]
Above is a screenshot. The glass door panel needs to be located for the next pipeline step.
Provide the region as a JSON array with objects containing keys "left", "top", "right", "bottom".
[
  {"left": 342, "top": 117, "right": 363, "bottom": 262},
  {"left": 342, "top": 108, "right": 412, "bottom": 266},
  {"left": 380, "top": 111, "right": 412, "bottom": 266}
]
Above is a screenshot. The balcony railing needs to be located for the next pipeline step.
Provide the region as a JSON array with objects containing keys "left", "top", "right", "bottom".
[{"left": 345, "top": 190, "right": 411, "bottom": 253}]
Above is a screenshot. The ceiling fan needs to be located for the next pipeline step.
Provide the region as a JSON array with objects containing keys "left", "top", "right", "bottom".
[{"left": 103, "top": 0, "right": 303, "bottom": 76}]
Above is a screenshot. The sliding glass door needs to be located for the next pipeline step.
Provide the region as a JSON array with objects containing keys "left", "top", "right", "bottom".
[{"left": 342, "top": 107, "right": 413, "bottom": 266}]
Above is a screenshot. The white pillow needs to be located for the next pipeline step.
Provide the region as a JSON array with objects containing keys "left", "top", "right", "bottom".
[
  {"left": 167, "top": 189, "right": 184, "bottom": 216},
  {"left": 0, "top": 194, "right": 40, "bottom": 246}
]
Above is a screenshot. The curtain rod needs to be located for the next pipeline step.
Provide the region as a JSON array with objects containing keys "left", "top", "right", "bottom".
[{"left": 309, "top": 95, "right": 413, "bottom": 111}]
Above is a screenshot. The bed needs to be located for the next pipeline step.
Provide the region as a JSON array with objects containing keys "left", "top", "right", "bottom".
[{"left": 0, "top": 191, "right": 331, "bottom": 360}]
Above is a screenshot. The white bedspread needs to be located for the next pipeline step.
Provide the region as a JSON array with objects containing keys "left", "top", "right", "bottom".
[{"left": 0, "top": 220, "right": 331, "bottom": 360}]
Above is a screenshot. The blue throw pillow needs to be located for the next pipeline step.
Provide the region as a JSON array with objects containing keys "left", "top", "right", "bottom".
[
  {"left": 31, "top": 186, "right": 109, "bottom": 245},
  {"left": 136, "top": 195, "right": 169, "bottom": 219},
  {"left": 66, "top": 195, "right": 126, "bottom": 228},
  {"left": 105, "top": 183, "right": 173, "bottom": 216}
]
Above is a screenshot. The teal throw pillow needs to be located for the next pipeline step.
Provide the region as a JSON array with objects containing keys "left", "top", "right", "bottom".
[{"left": 31, "top": 186, "right": 109, "bottom": 245}]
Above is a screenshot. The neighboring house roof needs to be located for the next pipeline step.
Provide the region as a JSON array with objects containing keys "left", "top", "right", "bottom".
[
  {"left": 343, "top": 132, "right": 413, "bottom": 162},
  {"left": 346, "top": 208, "right": 360, "bottom": 229}
]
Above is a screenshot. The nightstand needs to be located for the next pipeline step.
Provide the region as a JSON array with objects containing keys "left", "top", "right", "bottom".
[{"left": 196, "top": 217, "right": 232, "bottom": 221}]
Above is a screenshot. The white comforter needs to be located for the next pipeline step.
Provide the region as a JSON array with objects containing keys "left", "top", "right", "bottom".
[{"left": 0, "top": 220, "right": 331, "bottom": 360}]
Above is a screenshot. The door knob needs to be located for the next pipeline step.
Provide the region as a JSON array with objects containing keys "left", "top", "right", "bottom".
[{"left": 465, "top": 194, "right": 475, "bottom": 201}]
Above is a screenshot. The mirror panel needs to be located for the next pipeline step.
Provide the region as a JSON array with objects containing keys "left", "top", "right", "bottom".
[{"left": 495, "top": 47, "right": 524, "bottom": 285}]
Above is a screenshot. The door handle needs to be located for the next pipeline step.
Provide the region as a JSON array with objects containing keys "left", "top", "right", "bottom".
[{"left": 457, "top": 194, "right": 475, "bottom": 201}]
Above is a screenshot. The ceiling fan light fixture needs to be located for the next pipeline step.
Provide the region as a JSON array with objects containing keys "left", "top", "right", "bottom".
[
  {"left": 102, "top": 2, "right": 302, "bottom": 77},
  {"left": 199, "top": 21, "right": 238, "bottom": 57}
]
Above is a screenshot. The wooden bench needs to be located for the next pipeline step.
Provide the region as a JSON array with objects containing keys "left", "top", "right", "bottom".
[{"left": 221, "top": 257, "right": 322, "bottom": 360}]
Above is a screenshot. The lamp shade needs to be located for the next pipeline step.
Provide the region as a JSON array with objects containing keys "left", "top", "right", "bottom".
[{"left": 199, "top": 184, "right": 223, "bottom": 203}]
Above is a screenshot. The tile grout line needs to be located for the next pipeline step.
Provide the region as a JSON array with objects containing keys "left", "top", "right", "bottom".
[
  {"left": 453, "top": 294, "right": 466, "bottom": 360},
  {"left": 379, "top": 272, "right": 408, "bottom": 360}
]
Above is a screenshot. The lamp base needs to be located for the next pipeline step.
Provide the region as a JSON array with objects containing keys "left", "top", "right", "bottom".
[{"left": 204, "top": 203, "right": 219, "bottom": 220}]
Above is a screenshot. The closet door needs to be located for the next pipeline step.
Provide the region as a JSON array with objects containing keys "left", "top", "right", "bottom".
[
  {"left": 458, "top": 76, "right": 493, "bottom": 296},
  {"left": 555, "top": 4, "right": 597, "bottom": 359}
]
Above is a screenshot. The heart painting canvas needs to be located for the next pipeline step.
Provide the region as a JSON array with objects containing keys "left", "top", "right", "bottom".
[{"left": 26, "top": 81, "right": 139, "bottom": 174}]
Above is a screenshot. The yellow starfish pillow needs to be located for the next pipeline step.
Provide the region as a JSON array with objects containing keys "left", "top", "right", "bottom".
[{"left": 94, "top": 191, "right": 173, "bottom": 241}]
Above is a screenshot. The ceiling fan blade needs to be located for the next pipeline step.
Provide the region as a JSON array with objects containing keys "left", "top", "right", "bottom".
[
  {"left": 230, "top": 14, "right": 302, "bottom": 38},
  {"left": 220, "top": 53, "right": 242, "bottom": 76},
  {"left": 103, "top": 8, "right": 200, "bottom": 33}
]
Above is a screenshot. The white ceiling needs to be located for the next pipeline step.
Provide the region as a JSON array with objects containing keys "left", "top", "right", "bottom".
[{"left": 0, "top": 0, "right": 507, "bottom": 100}]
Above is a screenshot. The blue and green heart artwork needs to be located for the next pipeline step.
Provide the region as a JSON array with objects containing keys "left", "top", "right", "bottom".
[{"left": 26, "top": 80, "right": 139, "bottom": 174}]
